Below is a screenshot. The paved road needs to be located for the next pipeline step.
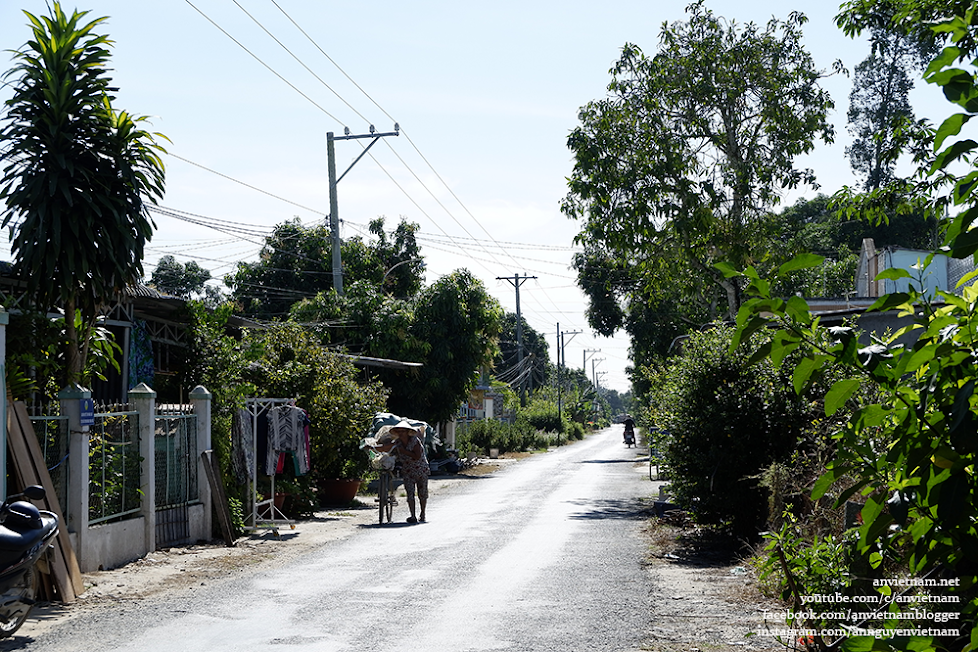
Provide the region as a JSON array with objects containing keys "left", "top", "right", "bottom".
[{"left": 19, "top": 427, "right": 653, "bottom": 651}]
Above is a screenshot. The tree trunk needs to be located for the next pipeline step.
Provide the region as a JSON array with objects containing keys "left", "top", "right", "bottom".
[
  {"left": 721, "top": 277, "right": 741, "bottom": 322},
  {"left": 64, "top": 298, "right": 82, "bottom": 386}
]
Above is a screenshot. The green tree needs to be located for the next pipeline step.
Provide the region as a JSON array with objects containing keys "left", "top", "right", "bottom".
[
  {"left": 767, "top": 195, "right": 937, "bottom": 298},
  {"left": 846, "top": 3, "right": 937, "bottom": 191},
  {"left": 150, "top": 255, "right": 211, "bottom": 299},
  {"left": 226, "top": 216, "right": 422, "bottom": 320},
  {"left": 393, "top": 270, "right": 503, "bottom": 423},
  {"left": 563, "top": 1, "right": 836, "bottom": 329},
  {"left": 226, "top": 219, "right": 331, "bottom": 320},
  {"left": 244, "top": 322, "right": 388, "bottom": 480},
  {"left": 0, "top": 4, "right": 167, "bottom": 384},
  {"left": 292, "top": 270, "right": 502, "bottom": 424},
  {"left": 648, "top": 326, "right": 812, "bottom": 537}
]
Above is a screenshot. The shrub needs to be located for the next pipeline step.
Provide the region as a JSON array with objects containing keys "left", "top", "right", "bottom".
[
  {"left": 457, "top": 418, "right": 551, "bottom": 454},
  {"left": 244, "top": 322, "right": 389, "bottom": 480},
  {"left": 521, "top": 399, "right": 563, "bottom": 433},
  {"left": 566, "top": 420, "right": 586, "bottom": 441},
  {"left": 648, "top": 325, "right": 810, "bottom": 537}
]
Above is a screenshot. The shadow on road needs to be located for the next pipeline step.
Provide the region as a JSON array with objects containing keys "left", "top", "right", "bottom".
[
  {"left": 0, "top": 634, "right": 36, "bottom": 651},
  {"left": 429, "top": 473, "right": 495, "bottom": 482},
  {"left": 566, "top": 497, "right": 655, "bottom": 521},
  {"left": 357, "top": 521, "right": 425, "bottom": 530},
  {"left": 579, "top": 458, "right": 643, "bottom": 465}
]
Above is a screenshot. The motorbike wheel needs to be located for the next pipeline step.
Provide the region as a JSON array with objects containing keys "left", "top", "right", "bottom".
[{"left": 0, "top": 567, "right": 35, "bottom": 638}]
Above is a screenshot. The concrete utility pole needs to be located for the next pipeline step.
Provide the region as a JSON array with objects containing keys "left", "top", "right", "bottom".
[
  {"left": 591, "top": 357, "right": 605, "bottom": 389},
  {"left": 498, "top": 273, "right": 537, "bottom": 406},
  {"left": 327, "top": 124, "right": 399, "bottom": 295},
  {"left": 583, "top": 348, "right": 600, "bottom": 374},
  {"left": 557, "top": 326, "right": 581, "bottom": 423}
]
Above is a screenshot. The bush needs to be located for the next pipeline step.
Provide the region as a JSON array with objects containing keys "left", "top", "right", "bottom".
[
  {"left": 521, "top": 400, "right": 563, "bottom": 433},
  {"left": 648, "top": 325, "right": 810, "bottom": 537},
  {"left": 244, "top": 322, "right": 389, "bottom": 480},
  {"left": 453, "top": 428, "right": 473, "bottom": 457},
  {"left": 457, "top": 418, "right": 552, "bottom": 455},
  {"left": 566, "top": 420, "right": 586, "bottom": 441}
]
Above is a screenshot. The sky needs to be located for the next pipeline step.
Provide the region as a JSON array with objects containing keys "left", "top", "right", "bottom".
[{"left": 0, "top": 1, "right": 951, "bottom": 394}]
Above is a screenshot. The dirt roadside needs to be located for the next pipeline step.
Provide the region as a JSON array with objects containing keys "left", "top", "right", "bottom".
[
  {"left": 26, "top": 455, "right": 790, "bottom": 651},
  {"left": 642, "top": 516, "right": 789, "bottom": 652}
]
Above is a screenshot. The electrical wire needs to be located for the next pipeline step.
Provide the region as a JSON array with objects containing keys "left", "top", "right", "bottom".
[
  {"left": 187, "top": 3, "right": 496, "bottom": 278},
  {"left": 165, "top": 152, "right": 329, "bottom": 218},
  {"left": 176, "top": 3, "right": 610, "bottom": 369},
  {"left": 259, "top": 1, "right": 568, "bottom": 302},
  {"left": 232, "top": 0, "right": 372, "bottom": 126},
  {"left": 184, "top": 0, "right": 346, "bottom": 127}
]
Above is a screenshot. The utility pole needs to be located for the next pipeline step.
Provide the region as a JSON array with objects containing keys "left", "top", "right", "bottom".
[
  {"left": 595, "top": 371, "right": 607, "bottom": 392},
  {"left": 326, "top": 124, "right": 399, "bottom": 295},
  {"left": 557, "top": 326, "right": 581, "bottom": 424},
  {"left": 560, "top": 329, "right": 581, "bottom": 372},
  {"left": 556, "top": 323, "right": 561, "bottom": 425},
  {"left": 498, "top": 273, "right": 537, "bottom": 406},
  {"left": 591, "top": 357, "right": 605, "bottom": 389},
  {"left": 583, "top": 348, "right": 600, "bottom": 374}
]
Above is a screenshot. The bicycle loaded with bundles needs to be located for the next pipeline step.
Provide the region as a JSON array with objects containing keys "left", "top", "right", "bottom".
[
  {"left": 368, "top": 448, "right": 399, "bottom": 524},
  {"left": 362, "top": 413, "right": 437, "bottom": 525}
]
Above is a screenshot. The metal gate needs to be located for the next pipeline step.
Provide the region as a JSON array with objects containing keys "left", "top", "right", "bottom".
[{"left": 155, "top": 408, "right": 198, "bottom": 547}]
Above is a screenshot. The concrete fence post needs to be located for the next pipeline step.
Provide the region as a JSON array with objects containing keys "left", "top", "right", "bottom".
[
  {"left": 189, "top": 385, "right": 212, "bottom": 539},
  {"left": 129, "top": 383, "right": 156, "bottom": 553},
  {"left": 59, "top": 383, "right": 91, "bottom": 555}
]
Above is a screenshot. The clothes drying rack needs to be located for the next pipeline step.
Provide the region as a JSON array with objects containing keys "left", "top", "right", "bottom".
[{"left": 246, "top": 397, "right": 296, "bottom": 534}]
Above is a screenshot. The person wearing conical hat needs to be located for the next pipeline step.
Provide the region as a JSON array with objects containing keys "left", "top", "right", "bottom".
[{"left": 377, "top": 420, "right": 430, "bottom": 524}]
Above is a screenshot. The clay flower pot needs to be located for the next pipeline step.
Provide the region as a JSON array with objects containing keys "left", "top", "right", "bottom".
[{"left": 317, "top": 478, "right": 362, "bottom": 506}]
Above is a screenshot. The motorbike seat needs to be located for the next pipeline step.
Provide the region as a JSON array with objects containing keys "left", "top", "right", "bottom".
[{"left": 0, "top": 513, "right": 57, "bottom": 559}]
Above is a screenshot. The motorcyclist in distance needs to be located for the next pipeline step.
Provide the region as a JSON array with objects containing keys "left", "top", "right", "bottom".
[{"left": 622, "top": 416, "right": 635, "bottom": 446}]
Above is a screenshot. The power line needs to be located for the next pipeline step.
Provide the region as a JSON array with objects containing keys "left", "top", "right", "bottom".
[
  {"left": 269, "top": 0, "right": 392, "bottom": 124},
  {"left": 172, "top": 3, "right": 603, "bottom": 360},
  {"left": 184, "top": 0, "right": 346, "bottom": 126},
  {"left": 231, "top": 0, "right": 371, "bottom": 126},
  {"left": 165, "top": 152, "right": 328, "bottom": 218},
  {"left": 261, "top": 2, "right": 570, "bottom": 306}
]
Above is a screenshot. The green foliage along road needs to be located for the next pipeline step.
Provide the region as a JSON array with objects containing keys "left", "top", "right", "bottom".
[{"left": 722, "top": 4, "right": 978, "bottom": 648}]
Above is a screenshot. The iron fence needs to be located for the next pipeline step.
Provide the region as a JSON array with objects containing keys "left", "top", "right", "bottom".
[
  {"left": 155, "top": 405, "right": 198, "bottom": 547},
  {"left": 89, "top": 402, "right": 141, "bottom": 525},
  {"left": 26, "top": 402, "right": 70, "bottom": 524}
]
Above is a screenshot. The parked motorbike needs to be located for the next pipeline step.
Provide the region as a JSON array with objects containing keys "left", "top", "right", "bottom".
[{"left": 0, "top": 485, "right": 58, "bottom": 637}]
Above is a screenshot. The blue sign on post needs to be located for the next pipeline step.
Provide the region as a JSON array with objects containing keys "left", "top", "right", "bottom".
[{"left": 80, "top": 398, "right": 95, "bottom": 427}]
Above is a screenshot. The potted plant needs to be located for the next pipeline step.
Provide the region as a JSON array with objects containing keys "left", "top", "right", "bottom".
[
  {"left": 271, "top": 476, "right": 317, "bottom": 517},
  {"left": 312, "top": 439, "right": 372, "bottom": 505}
]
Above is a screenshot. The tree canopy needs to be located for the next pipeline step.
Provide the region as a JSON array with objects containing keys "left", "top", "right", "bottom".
[
  {"left": 563, "top": 1, "right": 835, "bottom": 365},
  {"left": 151, "top": 255, "right": 211, "bottom": 298},
  {"left": 226, "top": 216, "right": 423, "bottom": 320},
  {"left": 291, "top": 269, "right": 503, "bottom": 424},
  {"left": 722, "top": 3, "right": 978, "bottom": 645},
  {"left": 844, "top": 2, "right": 938, "bottom": 191}
]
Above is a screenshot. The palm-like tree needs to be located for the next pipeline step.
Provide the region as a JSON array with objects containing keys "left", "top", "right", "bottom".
[{"left": 0, "top": 3, "right": 167, "bottom": 384}]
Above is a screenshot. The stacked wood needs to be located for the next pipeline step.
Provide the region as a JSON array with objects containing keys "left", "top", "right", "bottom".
[
  {"left": 201, "top": 449, "right": 236, "bottom": 547},
  {"left": 6, "top": 400, "right": 83, "bottom": 602}
]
